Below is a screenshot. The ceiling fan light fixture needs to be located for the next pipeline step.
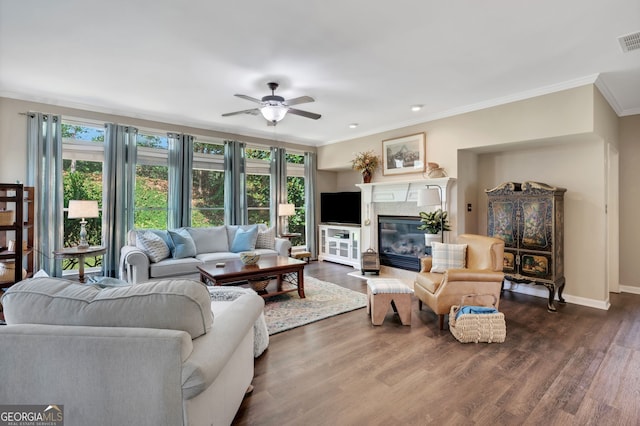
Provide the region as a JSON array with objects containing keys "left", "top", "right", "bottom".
[{"left": 260, "top": 104, "right": 288, "bottom": 122}]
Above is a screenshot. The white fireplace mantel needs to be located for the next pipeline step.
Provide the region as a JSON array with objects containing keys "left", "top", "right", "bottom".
[
  {"left": 355, "top": 177, "right": 455, "bottom": 205},
  {"left": 355, "top": 177, "right": 456, "bottom": 254}
]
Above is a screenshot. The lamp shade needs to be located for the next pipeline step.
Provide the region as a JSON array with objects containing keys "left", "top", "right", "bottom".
[
  {"left": 278, "top": 203, "right": 296, "bottom": 216},
  {"left": 68, "top": 200, "right": 100, "bottom": 219},
  {"left": 261, "top": 104, "right": 288, "bottom": 122},
  {"left": 417, "top": 188, "right": 441, "bottom": 207}
]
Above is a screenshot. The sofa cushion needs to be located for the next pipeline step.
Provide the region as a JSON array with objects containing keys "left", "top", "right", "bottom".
[
  {"left": 230, "top": 225, "right": 258, "bottom": 253},
  {"left": 168, "top": 228, "right": 197, "bottom": 259},
  {"left": 187, "top": 226, "right": 229, "bottom": 254},
  {"left": 136, "top": 230, "right": 171, "bottom": 262},
  {"left": 2, "top": 278, "right": 213, "bottom": 339},
  {"left": 431, "top": 242, "right": 468, "bottom": 273},
  {"left": 150, "top": 257, "right": 203, "bottom": 278},
  {"left": 255, "top": 226, "right": 276, "bottom": 250}
]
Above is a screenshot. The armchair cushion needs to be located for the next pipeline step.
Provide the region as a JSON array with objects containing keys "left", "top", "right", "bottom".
[{"left": 431, "top": 242, "right": 467, "bottom": 273}]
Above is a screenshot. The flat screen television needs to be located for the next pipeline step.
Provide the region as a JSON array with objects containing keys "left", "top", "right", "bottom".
[{"left": 320, "top": 192, "right": 361, "bottom": 225}]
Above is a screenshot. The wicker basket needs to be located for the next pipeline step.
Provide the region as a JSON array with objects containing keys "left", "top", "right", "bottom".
[
  {"left": 449, "top": 294, "right": 506, "bottom": 343},
  {"left": 0, "top": 210, "right": 15, "bottom": 226},
  {"left": 248, "top": 278, "right": 270, "bottom": 292}
]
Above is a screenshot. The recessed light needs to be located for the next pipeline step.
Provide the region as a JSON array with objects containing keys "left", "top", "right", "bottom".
[
  {"left": 411, "top": 105, "right": 423, "bottom": 112},
  {"left": 349, "top": 123, "right": 359, "bottom": 128}
]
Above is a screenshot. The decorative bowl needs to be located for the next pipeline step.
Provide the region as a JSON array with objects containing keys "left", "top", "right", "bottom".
[{"left": 239, "top": 251, "right": 260, "bottom": 265}]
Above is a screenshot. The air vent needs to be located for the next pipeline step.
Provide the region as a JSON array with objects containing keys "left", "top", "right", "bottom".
[{"left": 618, "top": 31, "right": 640, "bottom": 52}]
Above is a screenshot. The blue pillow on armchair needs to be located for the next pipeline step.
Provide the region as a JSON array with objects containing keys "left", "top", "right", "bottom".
[{"left": 230, "top": 226, "right": 259, "bottom": 253}]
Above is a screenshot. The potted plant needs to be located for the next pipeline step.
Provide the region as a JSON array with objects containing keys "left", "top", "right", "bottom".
[
  {"left": 417, "top": 209, "right": 451, "bottom": 246},
  {"left": 351, "top": 150, "right": 380, "bottom": 183}
]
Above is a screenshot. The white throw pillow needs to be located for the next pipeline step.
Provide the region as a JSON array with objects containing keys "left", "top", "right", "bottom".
[
  {"left": 430, "top": 242, "right": 467, "bottom": 273},
  {"left": 255, "top": 226, "right": 276, "bottom": 250},
  {"left": 136, "top": 230, "right": 171, "bottom": 263}
]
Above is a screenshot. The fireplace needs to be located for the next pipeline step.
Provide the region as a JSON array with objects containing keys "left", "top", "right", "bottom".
[{"left": 378, "top": 216, "right": 428, "bottom": 271}]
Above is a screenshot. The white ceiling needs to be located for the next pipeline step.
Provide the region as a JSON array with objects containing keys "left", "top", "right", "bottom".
[{"left": 1, "top": 0, "right": 639, "bottom": 147}]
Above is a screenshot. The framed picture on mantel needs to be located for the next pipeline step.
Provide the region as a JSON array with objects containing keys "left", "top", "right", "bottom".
[{"left": 382, "top": 132, "right": 426, "bottom": 176}]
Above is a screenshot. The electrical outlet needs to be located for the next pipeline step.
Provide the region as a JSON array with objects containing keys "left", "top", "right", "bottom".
[{"left": 467, "top": 203, "right": 472, "bottom": 212}]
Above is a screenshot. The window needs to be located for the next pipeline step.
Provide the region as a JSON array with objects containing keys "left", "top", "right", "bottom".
[
  {"left": 61, "top": 121, "right": 105, "bottom": 275},
  {"left": 246, "top": 146, "right": 271, "bottom": 226},
  {"left": 286, "top": 152, "right": 306, "bottom": 248},
  {"left": 134, "top": 131, "right": 169, "bottom": 229},
  {"left": 191, "top": 139, "right": 225, "bottom": 226}
]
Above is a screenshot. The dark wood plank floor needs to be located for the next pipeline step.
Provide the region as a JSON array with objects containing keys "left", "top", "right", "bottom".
[{"left": 233, "top": 261, "right": 640, "bottom": 425}]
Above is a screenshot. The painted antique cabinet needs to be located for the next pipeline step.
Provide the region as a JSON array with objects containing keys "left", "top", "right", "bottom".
[{"left": 485, "top": 181, "right": 566, "bottom": 311}]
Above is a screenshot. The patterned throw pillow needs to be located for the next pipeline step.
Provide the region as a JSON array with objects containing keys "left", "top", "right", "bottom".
[
  {"left": 255, "top": 226, "right": 276, "bottom": 250},
  {"left": 430, "top": 242, "right": 467, "bottom": 273},
  {"left": 136, "top": 231, "right": 171, "bottom": 263}
]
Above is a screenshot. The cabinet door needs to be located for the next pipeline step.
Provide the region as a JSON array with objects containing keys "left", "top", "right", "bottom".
[
  {"left": 320, "top": 228, "right": 327, "bottom": 255},
  {"left": 518, "top": 197, "right": 552, "bottom": 252},
  {"left": 517, "top": 251, "right": 554, "bottom": 281},
  {"left": 351, "top": 232, "right": 359, "bottom": 260},
  {"left": 488, "top": 199, "right": 518, "bottom": 249}
]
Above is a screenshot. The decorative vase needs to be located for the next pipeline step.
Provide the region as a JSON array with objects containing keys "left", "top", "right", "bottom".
[
  {"left": 362, "top": 171, "right": 372, "bottom": 183},
  {"left": 424, "top": 233, "right": 441, "bottom": 247}
]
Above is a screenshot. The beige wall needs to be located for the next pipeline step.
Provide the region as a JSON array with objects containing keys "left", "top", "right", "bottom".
[
  {"left": 318, "top": 84, "right": 624, "bottom": 306},
  {"left": 477, "top": 140, "right": 606, "bottom": 301},
  {"left": 619, "top": 115, "right": 640, "bottom": 288},
  {"left": 0, "top": 97, "right": 315, "bottom": 183}
]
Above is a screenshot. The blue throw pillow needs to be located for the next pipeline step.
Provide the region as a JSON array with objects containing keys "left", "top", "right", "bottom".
[
  {"left": 230, "top": 226, "right": 259, "bottom": 253},
  {"left": 168, "top": 228, "right": 197, "bottom": 259}
]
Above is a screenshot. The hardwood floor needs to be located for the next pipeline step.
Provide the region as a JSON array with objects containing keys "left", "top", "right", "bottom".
[{"left": 233, "top": 261, "right": 640, "bottom": 425}]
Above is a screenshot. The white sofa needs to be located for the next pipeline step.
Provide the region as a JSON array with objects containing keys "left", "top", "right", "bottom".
[
  {"left": 120, "top": 224, "right": 291, "bottom": 284},
  {"left": 0, "top": 277, "right": 264, "bottom": 426}
]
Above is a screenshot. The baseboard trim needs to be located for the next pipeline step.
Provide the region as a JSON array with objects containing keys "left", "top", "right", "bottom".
[
  {"left": 620, "top": 285, "right": 640, "bottom": 295},
  {"left": 498, "top": 281, "right": 611, "bottom": 310}
]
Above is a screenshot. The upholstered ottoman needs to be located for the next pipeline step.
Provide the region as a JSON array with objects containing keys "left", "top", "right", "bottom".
[{"left": 366, "top": 278, "right": 414, "bottom": 326}]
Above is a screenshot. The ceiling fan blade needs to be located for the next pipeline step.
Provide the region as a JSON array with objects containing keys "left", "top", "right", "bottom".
[
  {"left": 234, "top": 94, "right": 262, "bottom": 104},
  {"left": 221, "top": 108, "right": 260, "bottom": 117},
  {"left": 288, "top": 108, "right": 321, "bottom": 120},
  {"left": 285, "top": 96, "right": 315, "bottom": 106}
]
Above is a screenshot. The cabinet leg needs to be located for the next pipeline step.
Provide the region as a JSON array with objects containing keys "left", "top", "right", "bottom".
[
  {"left": 556, "top": 277, "right": 566, "bottom": 304},
  {"left": 542, "top": 282, "right": 557, "bottom": 312}
]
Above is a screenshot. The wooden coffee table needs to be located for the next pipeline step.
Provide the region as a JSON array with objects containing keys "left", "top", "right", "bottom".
[{"left": 198, "top": 255, "right": 306, "bottom": 298}]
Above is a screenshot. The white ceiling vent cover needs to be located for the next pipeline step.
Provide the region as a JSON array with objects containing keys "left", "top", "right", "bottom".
[{"left": 618, "top": 31, "right": 640, "bottom": 52}]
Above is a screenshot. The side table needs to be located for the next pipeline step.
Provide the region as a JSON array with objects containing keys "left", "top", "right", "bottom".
[
  {"left": 53, "top": 246, "right": 107, "bottom": 283},
  {"left": 279, "top": 233, "right": 301, "bottom": 256}
]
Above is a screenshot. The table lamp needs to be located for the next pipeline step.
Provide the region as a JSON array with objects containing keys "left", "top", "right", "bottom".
[
  {"left": 68, "top": 200, "right": 99, "bottom": 250},
  {"left": 278, "top": 203, "right": 296, "bottom": 235}
]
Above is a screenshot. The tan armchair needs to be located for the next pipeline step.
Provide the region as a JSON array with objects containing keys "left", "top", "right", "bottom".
[{"left": 414, "top": 234, "right": 505, "bottom": 329}]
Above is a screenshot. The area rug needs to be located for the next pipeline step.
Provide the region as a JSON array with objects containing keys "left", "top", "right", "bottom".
[{"left": 263, "top": 276, "right": 367, "bottom": 335}]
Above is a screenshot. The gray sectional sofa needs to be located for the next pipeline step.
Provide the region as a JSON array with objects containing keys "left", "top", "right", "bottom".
[
  {"left": 120, "top": 224, "right": 291, "bottom": 284},
  {"left": 0, "top": 277, "right": 265, "bottom": 426}
]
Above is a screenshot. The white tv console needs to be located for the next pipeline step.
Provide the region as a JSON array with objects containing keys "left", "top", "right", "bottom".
[{"left": 318, "top": 224, "right": 361, "bottom": 269}]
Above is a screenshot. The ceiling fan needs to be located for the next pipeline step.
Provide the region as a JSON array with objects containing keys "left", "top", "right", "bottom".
[{"left": 222, "top": 82, "right": 321, "bottom": 124}]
